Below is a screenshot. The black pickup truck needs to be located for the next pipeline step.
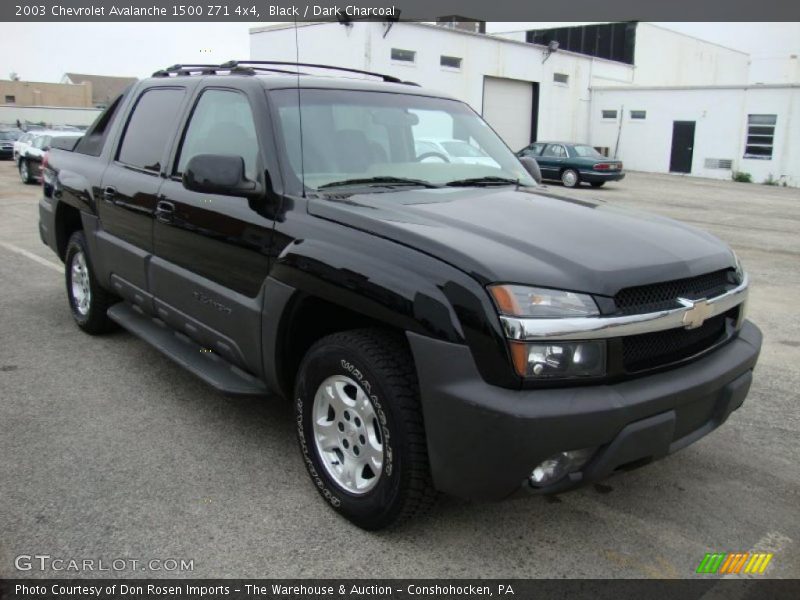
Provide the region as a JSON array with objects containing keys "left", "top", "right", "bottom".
[{"left": 39, "top": 62, "right": 761, "bottom": 530}]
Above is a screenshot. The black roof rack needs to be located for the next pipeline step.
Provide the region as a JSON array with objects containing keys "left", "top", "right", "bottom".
[
  {"left": 220, "top": 60, "right": 404, "bottom": 83},
  {"left": 152, "top": 60, "right": 418, "bottom": 86}
]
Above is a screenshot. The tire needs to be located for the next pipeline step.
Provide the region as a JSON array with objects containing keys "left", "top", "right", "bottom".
[
  {"left": 64, "top": 231, "right": 117, "bottom": 334},
  {"left": 590, "top": 181, "right": 606, "bottom": 188},
  {"left": 294, "top": 329, "right": 437, "bottom": 530},
  {"left": 19, "top": 159, "right": 33, "bottom": 184},
  {"left": 561, "top": 168, "right": 580, "bottom": 188}
]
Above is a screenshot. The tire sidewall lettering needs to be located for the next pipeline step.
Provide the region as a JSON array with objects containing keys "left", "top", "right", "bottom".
[{"left": 295, "top": 352, "right": 396, "bottom": 512}]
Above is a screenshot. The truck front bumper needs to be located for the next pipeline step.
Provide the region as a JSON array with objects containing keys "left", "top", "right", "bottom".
[{"left": 407, "top": 320, "right": 761, "bottom": 501}]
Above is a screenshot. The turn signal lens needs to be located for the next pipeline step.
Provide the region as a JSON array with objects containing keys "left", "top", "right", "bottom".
[{"left": 488, "top": 285, "right": 598, "bottom": 318}]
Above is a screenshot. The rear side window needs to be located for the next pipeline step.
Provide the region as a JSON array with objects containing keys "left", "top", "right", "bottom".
[
  {"left": 175, "top": 89, "right": 259, "bottom": 179},
  {"left": 117, "top": 88, "right": 185, "bottom": 172},
  {"left": 76, "top": 94, "right": 124, "bottom": 156},
  {"left": 542, "top": 144, "right": 567, "bottom": 158}
]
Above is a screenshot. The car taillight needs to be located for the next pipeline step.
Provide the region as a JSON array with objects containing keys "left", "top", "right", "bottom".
[{"left": 593, "top": 163, "right": 612, "bottom": 171}]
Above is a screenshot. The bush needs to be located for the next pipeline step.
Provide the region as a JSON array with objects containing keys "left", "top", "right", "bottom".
[
  {"left": 732, "top": 171, "right": 752, "bottom": 183},
  {"left": 762, "top": 174, "right": 780, "bottom": 186}
]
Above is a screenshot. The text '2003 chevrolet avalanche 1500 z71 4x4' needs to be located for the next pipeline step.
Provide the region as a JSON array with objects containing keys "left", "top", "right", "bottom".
[{"left": 38, "top": 61, "right": 761, "bottom": 530}]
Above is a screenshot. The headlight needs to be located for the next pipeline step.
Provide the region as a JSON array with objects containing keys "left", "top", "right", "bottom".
[
  {"left": 488, "top": 285, "right": 599, "bottom": 318},
  {"left": 488, "top": 285, "right": 605, "bottom": 379},
  {"left": 732, "top": 250, "right": 745, "bottom": 283},
  {"left": 509, "top": 340, "right": 606, "bottom": 378}
]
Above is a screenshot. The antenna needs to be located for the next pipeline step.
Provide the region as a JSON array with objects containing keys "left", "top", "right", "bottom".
[{"left": 294, "top": 17, "right": 306, "bottom": 197}]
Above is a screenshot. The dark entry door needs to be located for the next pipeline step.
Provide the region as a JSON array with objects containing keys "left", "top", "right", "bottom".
[{"left": 670, "top": 121, "right": 695, "bottom": 173}]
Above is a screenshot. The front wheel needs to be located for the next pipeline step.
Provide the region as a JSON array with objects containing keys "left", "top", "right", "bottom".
[
  {"left": 561, "top": 168, "right": 580, "bottom": 187},
  {"left": 294, "top": 329, "right": 437, "bottom": 530},
  {"left": 65, "top": 231, "right": 117, "bottom": 334}
]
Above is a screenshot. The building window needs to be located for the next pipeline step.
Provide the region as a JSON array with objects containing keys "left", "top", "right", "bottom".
[
  {"left": 553, "top": 73, "right": 569, "bottom": 84},
  {"left": 601, "top": 109, "right": 617, "bottom": 119},
  {"left": 527, "top": 22, "right": 637, "bottom": 65},
  {"left": 440, "top": 55, "right": 462, "bottom": 69},
  {"left": 744, "top": 114, "right": 776, "bottom": 159},
  {"left": 630, "top": 110, "right": 647, "bottom": 120},
  {"left": 391, "top": 48, "right": 416, "bottom": 63},
  {"left": 4, "top": 95, "right": 15, "bottom": 104}
]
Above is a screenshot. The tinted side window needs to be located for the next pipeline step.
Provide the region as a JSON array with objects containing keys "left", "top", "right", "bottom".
[
  {"left": 76, "top": 93, "right": 124, "bottom": 157},
  {"left": 176, "top": 89, "right": 259, "bottom": 179},
  {"left": 118, "top": 88, "right": 185, "bottom": 172},
  {"left": 522, "top": 143, "right": 544, "bottom": 156}
]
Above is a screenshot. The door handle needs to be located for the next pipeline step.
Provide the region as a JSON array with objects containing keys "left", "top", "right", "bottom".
[
  {"left": 155, "top": 200, "right": 176, "bottom": 224},
  {"left": 102, "top": 186, "right": 117, "bottom": 202}
]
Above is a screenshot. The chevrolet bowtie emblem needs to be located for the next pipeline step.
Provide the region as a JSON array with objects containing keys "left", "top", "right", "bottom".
[{"left": 678, "top": 297, "right": 713, "bottom": 329}]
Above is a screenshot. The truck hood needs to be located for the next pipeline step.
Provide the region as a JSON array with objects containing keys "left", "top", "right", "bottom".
[{"left": 307, "top": 186, "right": 735, "bottom": 297}]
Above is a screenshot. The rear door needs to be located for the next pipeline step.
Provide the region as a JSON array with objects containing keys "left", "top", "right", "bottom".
[
  {"left": 151, "top": 84, "right": 279, "bottom": 375},
  {"left": 97, "top": 86, "right": 186, "bottom": 306},
  {"left": 538, "top": 143, "right": 567, "bottom": 179}
]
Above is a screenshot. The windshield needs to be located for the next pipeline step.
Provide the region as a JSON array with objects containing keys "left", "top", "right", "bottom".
[
  {"left": 573, "top": 144, "right": 605, "bottom": 158},
  {"left": 441, "top": 141, "right": 487, "bottom": 158},
  {"left": 271, "top": 89, "right": 534, "bottom": 191},
  {"left": 0, "top": 131, "right": 20, "bottom": 141}
]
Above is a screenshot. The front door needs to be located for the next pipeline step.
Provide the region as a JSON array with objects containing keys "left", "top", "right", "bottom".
[
  {"left": 669, "top": 121, "right": 695, "bottom": 173},
  {"left": 151, "top": 86, "right": 275, "bottom": 375}
]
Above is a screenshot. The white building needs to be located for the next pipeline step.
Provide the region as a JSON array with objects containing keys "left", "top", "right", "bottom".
[
  {"left": 590, "top": 84, "right": 799, "bottom": 185},
  {"left": 249, "top": 21, "right": 799, "bottom": 187}
]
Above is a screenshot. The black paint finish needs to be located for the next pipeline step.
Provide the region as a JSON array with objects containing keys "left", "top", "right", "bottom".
[{"left": 41, "top": 74, "right": 741, "bottom": 396}]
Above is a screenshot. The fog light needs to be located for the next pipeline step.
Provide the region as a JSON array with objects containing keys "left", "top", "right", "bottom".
[{"left": 529, "top": 448, "right": 595, "bottom": 487}]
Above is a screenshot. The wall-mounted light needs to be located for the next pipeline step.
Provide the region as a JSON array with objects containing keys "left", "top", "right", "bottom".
[{"left": 542, "top": 40, "right": 559, "bottom": 64}]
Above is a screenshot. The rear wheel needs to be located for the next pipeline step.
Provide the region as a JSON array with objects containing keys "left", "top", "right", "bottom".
[
  {"left": 590, "top": 181, "right": 606, "bottom": 188},
  {"left": 294, "top": 329, "right": 437, "bottom": 530},
  {"left": 65, "top": 231, "right": 117, "bottom": 334},
  {"left": 561, "top": 168, "right": 580, "bottom": 188},
  {"left": 19, "top": 159, "right": 33, "bottom": 184}
]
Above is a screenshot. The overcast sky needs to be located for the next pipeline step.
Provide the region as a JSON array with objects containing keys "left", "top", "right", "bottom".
[{"left": 1, "top": 22, "right": 798, "bottom": 82}]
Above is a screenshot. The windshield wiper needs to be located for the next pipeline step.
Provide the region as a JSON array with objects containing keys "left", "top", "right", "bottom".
[
  {"left": 445, "top": 176, "right": 520, "bottom": 187},
  {"left": 318, "top": 176, "right": 440, "bottom": 190}
]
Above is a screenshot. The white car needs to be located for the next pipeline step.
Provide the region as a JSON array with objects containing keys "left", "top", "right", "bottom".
[
  {"left": 415, "top": 138, "right": 500, "bottom": 167},
  {"left": 18, "top": 131, "right": 82, "bottom": 184},
  {"left": 13, "top": 131, "right": 46, "bottom": 162}
]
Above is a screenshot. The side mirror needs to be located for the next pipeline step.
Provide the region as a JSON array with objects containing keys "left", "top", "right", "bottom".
[
  {"left": 183, "top": 154, "right": 260, "bottom": 197},
  {"left": 519, "top": 156, "right": 542, "bottom": 185}
]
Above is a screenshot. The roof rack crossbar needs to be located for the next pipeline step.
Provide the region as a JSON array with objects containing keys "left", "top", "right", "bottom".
[
  {"left": 245, "top": 66, "right": 313, "bottom": 76},
  {"left": 151, "top": 61, "right": 414, "bottom": 85},
  {"left": 220, "top": 60, "right": 403, "bottom": 83},
  {"left": 153, "top": 63, "right": 310, "bottom": 78}
]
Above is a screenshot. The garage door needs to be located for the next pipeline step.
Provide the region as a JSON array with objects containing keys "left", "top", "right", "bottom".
[{"left": 482, "top": 77, "right": 534, "bottom": 152}]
